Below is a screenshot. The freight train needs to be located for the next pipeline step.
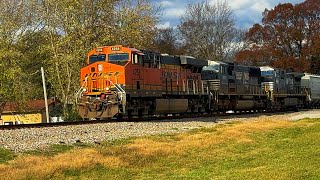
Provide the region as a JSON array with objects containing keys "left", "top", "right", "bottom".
[{"left": 76, "top": 45, "right": 320, "bottom": 119}]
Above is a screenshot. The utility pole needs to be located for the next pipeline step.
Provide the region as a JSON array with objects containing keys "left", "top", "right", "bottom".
[{"left": 41, "top": 67, "right": 50, "bottom": 123}]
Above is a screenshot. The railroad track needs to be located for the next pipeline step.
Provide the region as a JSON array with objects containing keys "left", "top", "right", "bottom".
[
  {"left": 0, "top": 114, "right": 210, "bottom": 130},
  {"left": 1, "top": 109, "right": 314, "bottom": 153},
  {"left": 0, "top": 110, "right": 299, "bottom": 130}
]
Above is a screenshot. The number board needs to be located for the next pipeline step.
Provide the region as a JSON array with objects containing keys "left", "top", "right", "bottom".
[
  {"left": 96, "top": 48, "right": 103, "bottom": 52},
  {"left": 111, "top": 47, "right": 121, "bottom": 51}
]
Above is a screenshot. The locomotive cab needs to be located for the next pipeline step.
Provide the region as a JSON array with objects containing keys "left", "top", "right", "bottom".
[
  {"left": 201, "top": 61, "right": 220, "bottom": 80},
  {"left": 201, "top": 61, "right": 228, "bottom": 93},
  {"left": 78, "top": 45, "right": 145, "bottom": 119},
  {"left": 260, "top": 66, "right": 305, "bottom": 110}
]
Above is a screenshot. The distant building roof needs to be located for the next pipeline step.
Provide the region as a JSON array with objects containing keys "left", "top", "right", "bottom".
[{"left": 2, "top": 98, "right": 57, "bottom": 113}]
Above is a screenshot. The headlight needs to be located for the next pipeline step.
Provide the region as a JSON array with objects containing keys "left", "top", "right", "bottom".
[
  {"left": 106, "top": 87, "right": 110, "bottom": 91},
  {"left": 98, "top": 64, "right": 103, "bottom": 72},
  {"left": 83, "top": 88, "right": 87, "bottom": 92}
]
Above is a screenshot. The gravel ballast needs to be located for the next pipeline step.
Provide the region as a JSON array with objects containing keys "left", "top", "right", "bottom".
[{"left": 0, "top": 110, "right": 319, "bottom": 152}]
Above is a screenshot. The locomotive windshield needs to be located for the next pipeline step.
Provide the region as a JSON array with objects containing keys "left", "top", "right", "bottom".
[
  {"left": 261, "top": 70, "right": 273, "bottom": 76},
  {"left": 108, "top": 53, "right": 129, "bottom": 61},
  {"left": 203, "top": 64, "right": 219, "bottom": 72},
  {"left": 108, "top": 53, "right": 129, "bottom": 65},
  {"left": 261, "top": 70, "right": 274, "bottom": 82},
  {"left": 89, "top": 54, "right": 106, "bottom": 64}
]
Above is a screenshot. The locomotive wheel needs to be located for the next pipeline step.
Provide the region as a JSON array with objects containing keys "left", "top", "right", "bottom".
[
  {"left": 138, "top": 109, "right": 144, "bottom": 118},
  {"left": 127, "top": 110, "right": 133, "bottom": 119}
]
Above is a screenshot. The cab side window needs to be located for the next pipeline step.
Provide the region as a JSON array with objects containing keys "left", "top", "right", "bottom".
[{"left": 132, "top": 54, "right": 143, "bottom": 64}]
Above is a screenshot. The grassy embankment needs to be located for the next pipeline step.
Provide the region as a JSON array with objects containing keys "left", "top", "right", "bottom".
[{"left": 0, "top": 117, "right": 320, "bottom": 179}]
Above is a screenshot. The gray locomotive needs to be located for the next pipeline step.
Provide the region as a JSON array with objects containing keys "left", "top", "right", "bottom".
[{"left": 201, "top": 61, "right": 320, "bottom": 112}]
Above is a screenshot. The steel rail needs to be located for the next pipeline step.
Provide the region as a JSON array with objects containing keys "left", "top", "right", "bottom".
[{"left": 0, "top": 110, "right": 306, "bottom": 130}]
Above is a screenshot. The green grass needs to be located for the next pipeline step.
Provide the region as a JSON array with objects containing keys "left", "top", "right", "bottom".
[
  {"left": 0, "top": 148, "right": 15, "bottom": 163},
  {"left": 100, "top": 137, "right": 134, "bottom": 147},
  {"left": 1, "top": 118, "right": 320, "bottom": 179},
  {"left": 25, "top": 142, "right": 91, "bottom": 157},
  {"left": 74, "top": 119, "right": 320, "bottom": 179}
]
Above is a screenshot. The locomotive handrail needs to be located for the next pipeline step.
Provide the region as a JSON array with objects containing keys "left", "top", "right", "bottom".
[
  {"left": 75, "top": 76, "right": 88, "bottom": 104},
  {"left": 105, "top": 76, "right": 125, "bottom": 93},
  {"left": 105, "top": 77, "right": 126, "bottom": 113}
]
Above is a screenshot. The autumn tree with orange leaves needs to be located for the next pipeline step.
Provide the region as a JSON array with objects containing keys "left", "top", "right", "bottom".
[{"left": 235, "top": 0, "right": 320, "bottom": 73}]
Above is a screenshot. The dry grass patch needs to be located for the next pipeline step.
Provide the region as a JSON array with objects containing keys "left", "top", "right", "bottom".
[
  {"left": 127, "top": 139, "right": 174, "bottom": 156},
  {"left": 0, "top": 148, "right": 122, "bottom": 179},
  {"left": 219, "top": 117, "right": 292, "bottom": 141},
  {"left": 0, "top": 116, "right": 316, "bottom": 179},
  {"left": 126, "top": 117, "right": 294, "bottom": 158}
]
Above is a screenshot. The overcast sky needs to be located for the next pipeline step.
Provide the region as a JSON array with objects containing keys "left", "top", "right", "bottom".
[{"left": 153, "top": 0, "right": 304, "bottom": 29}]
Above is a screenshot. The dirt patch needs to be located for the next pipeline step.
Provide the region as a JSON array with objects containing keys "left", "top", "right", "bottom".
[{"left": 289, "top": 110, "right": 320, "bottom": 121}]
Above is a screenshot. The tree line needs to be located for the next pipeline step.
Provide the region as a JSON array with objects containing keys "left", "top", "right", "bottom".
[
  {"left": 235, "top": 0, "right": 320, "bottom": 73},
  {"left": 0, "top": 0, "right": 318, "bottom": 118},
  {"left": 0, "top": 0, "right": 159, "bottom": 118}
]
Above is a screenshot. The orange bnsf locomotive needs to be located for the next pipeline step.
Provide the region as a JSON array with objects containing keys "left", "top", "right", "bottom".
[{"left": 78, "top": 45, "right": 209, "bottom": 119}]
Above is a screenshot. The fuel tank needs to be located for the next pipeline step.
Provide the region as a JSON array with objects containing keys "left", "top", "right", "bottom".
[
  {"left": 155, "top": 99, "right": 188, "bottom": 114},
  {"left": 234, "top": 100, "right": 255, "bottom": 110}
]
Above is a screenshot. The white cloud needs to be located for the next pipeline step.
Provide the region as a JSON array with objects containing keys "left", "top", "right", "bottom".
[
  {"left": 209, "top": 0, "right": 273, "bottom": 28},
  {"left": 225, "top": 0, "right": 252, "bottom": 10},
  {"left": 159, "top": 1, "right": 174, "bottom": 7},
  {"left": 156, "top": 22, "right": 171, "bottom": 29},
  {"left": 250, "top": 1, "right": 271, "bottom": 12},
  {"left": 164, "top": 8, "right": 185, "bottom": 18},
  {"left": 212, "top": 0, "right": 271, "bottom": 13},
  {"left": 153, "top": 0, "right": 304, "bottom": 28}
]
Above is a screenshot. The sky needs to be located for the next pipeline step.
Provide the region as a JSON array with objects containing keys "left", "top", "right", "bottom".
[{"left": 153, "top": 0, "right": 305, "bottom": 29}]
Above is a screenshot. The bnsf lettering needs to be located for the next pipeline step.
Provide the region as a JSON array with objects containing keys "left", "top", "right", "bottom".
[
  {"left": 162, "top": 72, "right": 180, "bottom": 79},
  {"left": 162, "top": 72, "right": 200, "bottom": 80}
]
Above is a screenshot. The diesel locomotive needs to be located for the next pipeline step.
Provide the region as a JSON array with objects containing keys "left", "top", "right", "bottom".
[
  {"left": 77, "top": 45, "right": 209, "bottom": 119},
  {"left": 77, "top": 45, "right": 320, "bottom": 119}
]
